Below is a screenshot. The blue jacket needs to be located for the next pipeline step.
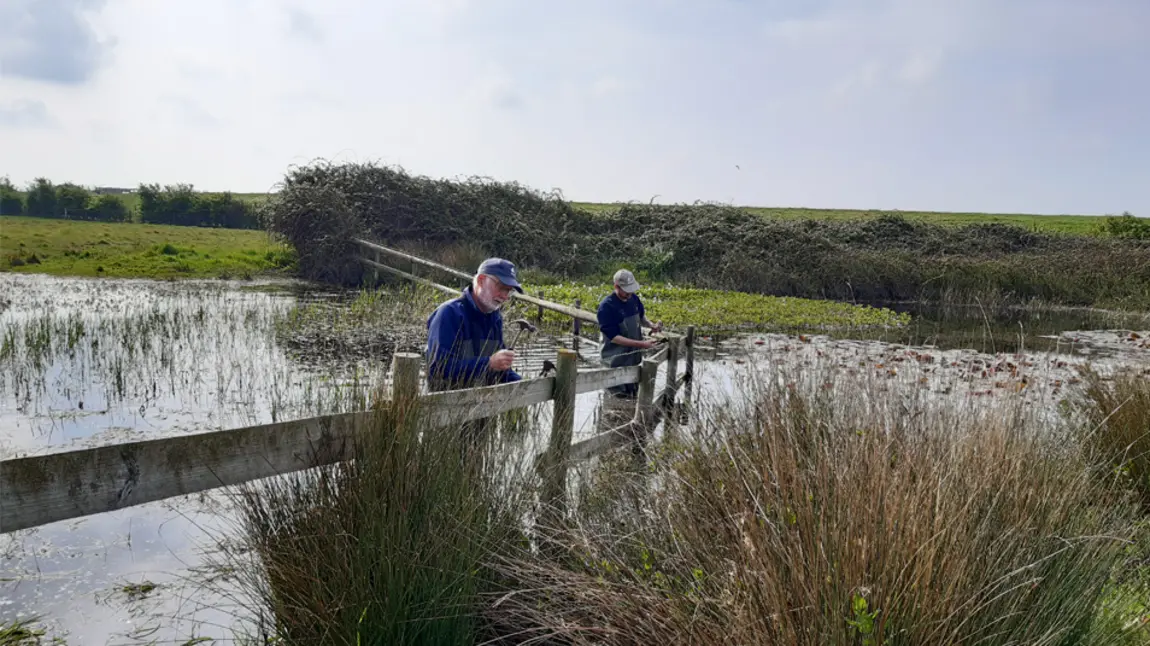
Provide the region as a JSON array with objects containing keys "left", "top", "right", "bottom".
[
  {"left": 597, "top": 293, "right": 645, "bottom": 341},
  {"left": 425, "top": 287, "right": 523, "bottom": 390}
]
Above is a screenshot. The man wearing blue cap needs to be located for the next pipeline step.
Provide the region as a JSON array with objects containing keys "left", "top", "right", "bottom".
[{"left": 425, "top": 257, "right": 525, "bottom": 392}]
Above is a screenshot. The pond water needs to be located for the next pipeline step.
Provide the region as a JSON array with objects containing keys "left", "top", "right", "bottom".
[{"left": 2, "top": 272, "right": 1148, "bottom": 644}]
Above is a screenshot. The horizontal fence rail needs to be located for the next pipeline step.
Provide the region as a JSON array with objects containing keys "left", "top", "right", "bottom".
[
  {"left": 1, "top": 332, "right": 694, "bottom": 534},
  {"left": 355, "top": 239, "right": 599, "bottom": 325}
]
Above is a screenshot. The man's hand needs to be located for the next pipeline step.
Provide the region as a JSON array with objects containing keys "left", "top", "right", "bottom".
[
  {"left": 650, "top": 320, "right": 664, "bottom": 334},
  {"left": 489, "top": 349, "right": 516, "bottom": 371},
  {"left": 636, "top": 339, "right": 659, "bottom": 350}
]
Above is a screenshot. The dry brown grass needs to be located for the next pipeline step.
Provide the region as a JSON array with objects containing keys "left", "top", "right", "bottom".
[
  {"left": 488, "top": 371, "right": 1148, "bottom": 645},
  {"left": 216, "top": 365, "right": 1150, "bottom": 645},
  {"left": 1083, "top": 369, "right": 1150, "bottom": 511}
]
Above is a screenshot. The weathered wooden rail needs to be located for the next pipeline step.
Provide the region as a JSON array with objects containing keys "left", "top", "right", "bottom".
[
  {"left": 355, "top": 238, "right": 603, "bottom": 350},
  {"left": 0, "top": 333, "right": 694, "bottom": 534}
]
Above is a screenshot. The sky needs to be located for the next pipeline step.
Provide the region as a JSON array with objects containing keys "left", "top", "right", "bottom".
[{"left": 1, "top": 0, "right": 1147, "bottom": 216}]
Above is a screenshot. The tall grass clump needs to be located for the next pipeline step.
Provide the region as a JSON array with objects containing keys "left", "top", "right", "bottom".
[
  {"left": 218, "top": 396, "right": 532, "bottom": 645},
  {"left": 1083, "top": 369, "right": 1150, "bottom": 511},
  {"left": 489, "top": 371, "right": 1148, "bottom": 644}
]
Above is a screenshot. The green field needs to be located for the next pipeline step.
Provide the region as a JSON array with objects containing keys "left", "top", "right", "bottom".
[
  {"left": 7, "top": 188, "right": 1114, "bottom": 236},
  {"left": 572, "top": 202, "right": 1109, "bottom": 235},
  {"left": 0, "top": 215, "right": 295, "bottom": 279}
]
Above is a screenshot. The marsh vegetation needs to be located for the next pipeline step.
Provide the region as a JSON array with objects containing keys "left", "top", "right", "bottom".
[
  {"left": 3, "top": 162, "right": 1150, "bottom": 644},
  {"left": 2, "top": 269, "right": 1147, "bottom": 644}
]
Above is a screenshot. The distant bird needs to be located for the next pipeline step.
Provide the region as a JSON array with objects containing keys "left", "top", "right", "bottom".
[{"left": 735, "top": 164, "right": 740, "bottom": 170}]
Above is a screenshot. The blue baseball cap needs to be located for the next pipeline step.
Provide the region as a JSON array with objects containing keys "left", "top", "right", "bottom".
[{"left": 477, "top": 257, "right": 524, "bottom": 293}]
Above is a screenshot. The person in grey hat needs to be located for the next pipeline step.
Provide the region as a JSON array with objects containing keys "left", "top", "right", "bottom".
[
  {"left": 596, "top": 268, "right": 663, "bottom": 398},
  {"left": 425, "top": 257, "right": 524, "bottom": 392}
]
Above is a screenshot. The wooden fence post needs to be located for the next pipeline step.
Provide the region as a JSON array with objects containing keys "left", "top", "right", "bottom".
[
  {"left": 537, "top": 291, "right": 545, "bottom": 323},
  {"left": 389, "top": 353, "right": 422, "bottom": 419},
  {"left": 634, "top": 357, "right": 659, "bottom": 439},
  {"left": 662, "top": 334, "right": 680, "bottom": 416},
  {"left": 540, "top": 349, "right": 578, "bottom": 510},
  {"left": 572, "top": 298, "right": 582, "bottom": 354},
  {"left": 683, "top": 326, "right": 696, "bottom": 416}
]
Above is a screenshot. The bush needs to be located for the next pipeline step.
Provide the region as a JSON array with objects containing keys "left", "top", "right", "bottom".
[
  {"left": 0, "top": 177, "right": 23, "bottom": 216},
  {"left": 86, "top": 194, "right": 131, "bottom": 222},
  {"left": 1098, "top": 213, "right": 1150, "bottom": 240},
  {"left": 24, "top": 178, "right": 57, "bottom": 217},
  {"left": 139, "top": 183, "right": 261, "bottom": 229},
  {"left": 264, "top": 160, "right": 1150, "bottom": 309},
  {"left": 56, "top": 182, "right": 91, "bottom": 219}
]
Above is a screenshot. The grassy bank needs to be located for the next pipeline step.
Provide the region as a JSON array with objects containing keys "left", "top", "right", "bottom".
[
  {"left": 0, "top": 215, "right": 295, "bottom": 279},
  {"left": 211, "top": 363, "right": 1150, "bottom": 644}
]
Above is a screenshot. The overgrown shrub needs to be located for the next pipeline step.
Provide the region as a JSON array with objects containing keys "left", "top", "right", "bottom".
[
  {"left": 264, "top": 161, "right": 1150, "bottom": 309},
  {"left": 1098, "top": 213, "right": 1150, "bottom": 240}
]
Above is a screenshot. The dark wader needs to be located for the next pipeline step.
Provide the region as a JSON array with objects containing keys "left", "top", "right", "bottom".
[
  {"left": 601, "top": 306, "right": 644, "bottom": 398},
  {"left": 428, "top": 335, "right": 504, "bottom": 460}
]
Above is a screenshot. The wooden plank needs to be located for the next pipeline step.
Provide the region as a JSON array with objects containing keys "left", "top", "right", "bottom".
[
  {"left": 648, "top": 345, "right": 669, "bottom": 365},
  {"left": 356, "top": 240, "right": 598, "bottom": 325},
  {"left": 421, "top": 377, "right": 555, "bottom": 427},
  {"left": 568, "top": 421, "right": 637, "bottom": 461},
  {"left": 354, "top": 239, "right": 473, "bottom": 282},
  {"left": 510, "top": 291, "right": 598, "bottom": 325},
  {"left": 359, "top": 257, "right": 462, "bottom": 297},
  {"left": 0, "top": 411, "right": 372, "bottom": 534},
  {"left": 574, "top": 366, "right": 640, "bottom": 394}
]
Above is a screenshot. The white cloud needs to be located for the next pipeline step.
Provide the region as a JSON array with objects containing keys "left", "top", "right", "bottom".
[{"left": 0, "top": 0, "right": 1146, "bottom": 217}]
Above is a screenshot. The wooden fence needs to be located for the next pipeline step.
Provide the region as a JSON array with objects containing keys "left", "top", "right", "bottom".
[
  {"left": 354, "top": 238, "right": 603, "bottom": 351},
  {"left": 2, "top": 238, "right": 698, "bottom": 535},
  {"left": 0, "top": 330, "right": 695, "bottom": 535}
]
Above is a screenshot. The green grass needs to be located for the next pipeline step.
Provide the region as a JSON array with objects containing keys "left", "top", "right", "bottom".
[
  {"left": 573, "top": 202, "right": 1111, "bottom": 235},
  {"left": 0, "top": 215, "right": 295, "bottom": 279},
  {"left": 0, "top": 619, "right": 48, "bottom": 645}
]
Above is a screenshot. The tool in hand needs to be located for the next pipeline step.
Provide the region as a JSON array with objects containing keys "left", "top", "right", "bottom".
[{"left": 507, "top": 319, "right": 538, "bottom": 350}]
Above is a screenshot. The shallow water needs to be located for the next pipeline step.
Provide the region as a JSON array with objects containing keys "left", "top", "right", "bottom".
[{"left": 1, "top": 273, "right": 1148, "bottom": 644}]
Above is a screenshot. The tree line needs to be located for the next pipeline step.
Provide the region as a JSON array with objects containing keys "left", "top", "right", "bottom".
[{"left": 0, "top": 177, "right": 264, "bottom": 230}]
